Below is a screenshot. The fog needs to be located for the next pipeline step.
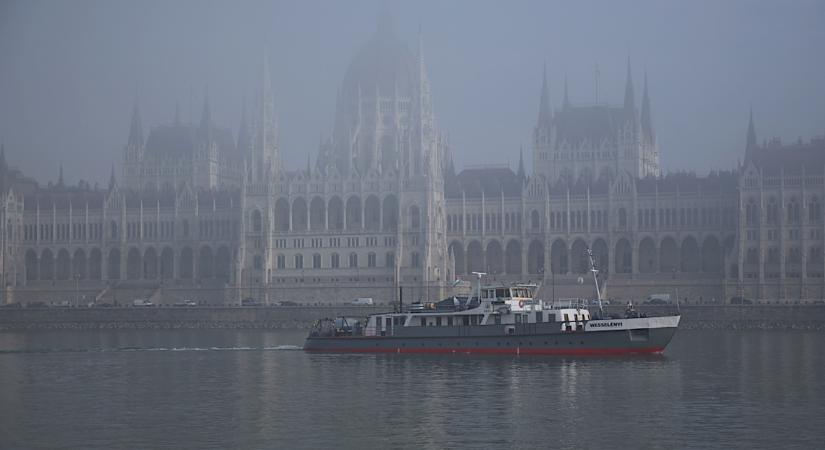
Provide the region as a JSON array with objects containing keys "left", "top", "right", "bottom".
[{"left": 1, "top": 0, "right": 823, "bottom": 185}]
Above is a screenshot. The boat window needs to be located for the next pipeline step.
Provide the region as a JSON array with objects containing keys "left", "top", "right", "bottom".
[
  {"left": 515, "top": 314, "right": 522, "bottom": 324},
  {"left": 447, "top": 317, "right": 453, "bottom": 326},
  {"left": 420, "top": 317, "right": 427, "bottom": 326},
  {"left": 494, "top": 314, "right": 501, "bottom": 325},
  {"left": 496, "top": 288, "right": 508, "bottom": 298},
  {"left": 536, "top": 311, "right": 543, "bottom": 322},
  {"left": 385, "top": 317, "right": 391, "bottom": 328},
  {"left": 463, "top": 316, "right": 470, "bottom": 326},
  {"left": 436, "top": 316, "right": 442, "bottom": 327},
  {"left": 563, "top": 313, "right": 569, "bottom": 322}
]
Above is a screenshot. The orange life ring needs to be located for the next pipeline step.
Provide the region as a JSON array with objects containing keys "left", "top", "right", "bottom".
[{"left": 519, "top": 300, "right": 525, "bottom": 308}]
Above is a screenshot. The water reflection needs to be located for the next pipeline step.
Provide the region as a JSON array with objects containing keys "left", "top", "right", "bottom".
[{"left": 0, "top": 330, "right": 822, "bottom": 449}]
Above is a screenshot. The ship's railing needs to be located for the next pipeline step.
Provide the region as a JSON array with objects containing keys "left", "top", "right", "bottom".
[{"left": 543, "top": 298, "right": 591, "bottom": 310}]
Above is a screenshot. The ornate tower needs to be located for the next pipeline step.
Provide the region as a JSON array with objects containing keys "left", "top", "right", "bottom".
[
  {"left": 250, "top": 55, "right": 281, "bottom": 181},
  {"left": 122, "top": 101, "right": 144, "bottom": 189}
]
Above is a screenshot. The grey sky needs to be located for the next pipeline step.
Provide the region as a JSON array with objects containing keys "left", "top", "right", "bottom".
[{"left": 1, "top": 0, "right": 823, "bottom": 186}]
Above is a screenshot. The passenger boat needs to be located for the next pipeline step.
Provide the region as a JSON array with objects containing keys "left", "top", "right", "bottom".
[{"left": 304, "top": 249, "right": 680, "bottom": 355}]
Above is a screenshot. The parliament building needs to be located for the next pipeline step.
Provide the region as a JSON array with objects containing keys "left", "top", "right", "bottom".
[{"left": 2, "top": 15, "right": 824, "bottom": 306}]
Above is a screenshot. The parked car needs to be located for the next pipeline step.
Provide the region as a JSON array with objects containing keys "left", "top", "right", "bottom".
[
  {"left": 279, "top": 300, "right": 298, "bottom": 306},
  {"left": 644, "top": 298, "right": 669, "bottom": 305},
  {"left": 351, "top": 297, "right": 374, "bottom": 306},
  {"left": 241, "top": 297, "right": 262, "bottom": 306},
  {"left": 645, "top": 294, "right": 671, "bottom": 304},
  {"left": 132, "top": 299, "right": 153, "bottom": 307},
  {"left": 729, "top": 296, "right": 753, "bottom": 305}
]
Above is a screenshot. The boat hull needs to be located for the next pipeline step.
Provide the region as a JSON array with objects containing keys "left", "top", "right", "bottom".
[{"left": 304, "top": 320, "right": 678, "bottom": 356}]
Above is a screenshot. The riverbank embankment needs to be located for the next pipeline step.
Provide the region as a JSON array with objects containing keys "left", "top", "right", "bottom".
[{"left": 1, "top": 304, "right": 824, "bottom": 331}]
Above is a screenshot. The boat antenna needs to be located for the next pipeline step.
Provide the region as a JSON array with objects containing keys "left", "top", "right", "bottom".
[
  {"left": 472, "top": 272, "right": 486, "bottom": 304},
  {"left": 586, "top": 247, "right": 604, "bottom": 317}
]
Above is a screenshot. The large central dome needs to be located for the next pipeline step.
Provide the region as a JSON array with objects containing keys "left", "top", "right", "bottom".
[{"left": 340, "top": 22, "right": 417, "bottom": 97}]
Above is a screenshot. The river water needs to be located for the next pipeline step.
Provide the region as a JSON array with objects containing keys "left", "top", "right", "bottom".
[{"left": 0, "top": 329, "right": 823, "bottom": 449}]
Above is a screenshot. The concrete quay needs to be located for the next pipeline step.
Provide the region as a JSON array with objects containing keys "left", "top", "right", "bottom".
[{"left": 2, "top": 304, "right": 825, "bottom": 331}]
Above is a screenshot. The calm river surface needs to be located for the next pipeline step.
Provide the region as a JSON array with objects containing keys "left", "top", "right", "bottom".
[{"left": 0, "top": 329, "right": 823, "bottom": 449}]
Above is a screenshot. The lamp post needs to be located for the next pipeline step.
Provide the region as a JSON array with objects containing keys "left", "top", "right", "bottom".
[{"left": 74, "top": 273, "right": 80, "bottom": 307}]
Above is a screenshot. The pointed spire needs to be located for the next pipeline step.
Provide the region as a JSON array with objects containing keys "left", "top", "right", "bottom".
[
  {"left": 746, "top": 108, "right": 758, "bottom": 153},
  {"left": 108, "top": 163, "right": 117, "bottom": 190},
  {"left": 58, "top": 163, "right": 64, "bottom": 187},
  {"left": 128, "top": 99, "right": 143, "bottom": 148},
  {"left": 306, "top": 153, "right": 311, "bottom": 175},
  {"left": 538, "top": 63, "right": 551, "bottom": 126},
  {"left": 237, "top": 98, "right": 249, "bottom": 151},
  {"left": 640, "top": 71, "right": 653, "bottom": 140},
  {"left": 377, "top": 1, "right": 394, "bottom": 37},
  {"left": 517, "top": 145, "right": 526, "bottom": 181},
  {"left": 200, "top": 87, "right": 211, "bottom": 131},
  {"left": 563, "top": 73, "right": 570, "bottom": 109},
  {"left": 623, "top": 55, "right": 635, "bottom": 112},
  {"left": 0, "top": 142, "right": 6, "bottom": 192}
]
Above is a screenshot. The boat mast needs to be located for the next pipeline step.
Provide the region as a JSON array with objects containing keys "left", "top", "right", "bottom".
[
  {"left": 586, "top": 248, "right": 604, "bottom": 317},
  {"left": 472, "top": 271, "right": 486, "bottom": 304}
]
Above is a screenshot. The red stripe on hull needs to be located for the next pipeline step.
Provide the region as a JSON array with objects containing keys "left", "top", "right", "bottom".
[{"left": 304, "top": 346, "right": 665, "bottom": 356}]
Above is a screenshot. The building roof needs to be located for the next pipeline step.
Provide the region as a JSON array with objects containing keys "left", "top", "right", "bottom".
[
  {"left": 748, "top": 137, "right": 825, "bottom": 175},
  {"left": 445, "top": 167, "right": 523, "bottom": 199},
  {"left": 554, "top": 105, "right": 630, "bottom": 147},
  {"left": 144, "top": 124, "right": 239, "bottom": 161}
]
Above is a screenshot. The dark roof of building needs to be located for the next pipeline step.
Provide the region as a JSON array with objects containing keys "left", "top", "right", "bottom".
[
  {"left": 554, "top": 105, "right": 630, "bottom": 146},
  {"left": 144, "top": 124, "right": 239, "bottom": 161},
  {"left": 748, "top": 137, "right": 825, "bottom": 175},
  {"left": 636, "top": 171, "right": 738, "bottom": 194},
  {"left": 445, "top": 167, "right": 523, "bottom": 199},
  {"left": 24, "top": 190, "right": 105, "bottom": 211}
]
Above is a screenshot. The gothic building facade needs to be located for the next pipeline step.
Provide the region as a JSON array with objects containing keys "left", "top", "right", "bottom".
[{"left": 2, "top": 16, "right": 823, "bottom": 305}]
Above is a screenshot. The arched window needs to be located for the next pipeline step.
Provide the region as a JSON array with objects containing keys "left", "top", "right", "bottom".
[
  {"left": 252, "top": 210, "right": 262, "bottom": 232},
  {"left": 787, "top": 198, "right": 800, "bottom": 224},
  {"left": 618, "top": 208, "right": 627, "bottom": 227},
  {"left": 331, "top": 253, "right": 340, "bottom": 268},
  {"left": 349, "top": 253, "right": 358, "bottom": 268},
  {"left": 746, "top": 199, "right": 757, "bottom": 226},
  {"left": 385, "top": 252, "right": 395, "bottom": 268},
  {"left": 810, "top": 197, "right": 821, "bottom": 223},
  {"left": 294, "top": 254, "right": 303, "bottom": 269},
  {"left": 312, "top": 253, "right": 321, "bottom": 269},
  {"left": 410, "top": 205, "right": 420, "bottom": 230},
  {"left": 767, "top": 198, "right": 778, "bottom": 224}
]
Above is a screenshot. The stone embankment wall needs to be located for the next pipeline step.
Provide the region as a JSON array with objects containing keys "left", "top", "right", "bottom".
[
  {"left": 1, "top": 305, "right": 824, "bottom": 331},
  {"left": 0, "top": 306, "right": 383, "bottom": 331}
]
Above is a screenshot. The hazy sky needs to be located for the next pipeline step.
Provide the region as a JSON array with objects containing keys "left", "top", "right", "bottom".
[{"left": 1, "top": 0, "right": 823, "bottom": 186}]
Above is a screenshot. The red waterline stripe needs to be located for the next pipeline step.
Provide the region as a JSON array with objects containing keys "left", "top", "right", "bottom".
[{"left": 304, "top": 347, "right": 665, "bottom": 355}]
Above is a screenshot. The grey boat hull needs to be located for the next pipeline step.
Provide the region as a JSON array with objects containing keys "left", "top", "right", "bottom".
[{"left": 304, "top": 316, "right": 680, "bottom": 355}]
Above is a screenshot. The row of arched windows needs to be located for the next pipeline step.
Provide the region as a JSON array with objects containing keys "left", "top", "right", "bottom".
[
  {"left": 258, "top": 195, "right": 403, "bottom": 233},
  {"left": 272, "top": 252, "right": 395, "bottom": 270},
  {"left": 746, "top": 197, "right": 821, "bottom": 226}
]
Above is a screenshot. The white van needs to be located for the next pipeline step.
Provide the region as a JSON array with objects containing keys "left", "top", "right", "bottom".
[
  {"left": 352, "top": 298, "right": 374, "bottom": 306},
  {"left": 645, "top": 294, "right": 671, "bottom": 304}
]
